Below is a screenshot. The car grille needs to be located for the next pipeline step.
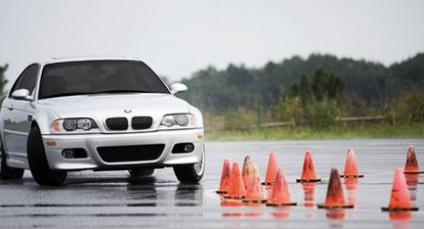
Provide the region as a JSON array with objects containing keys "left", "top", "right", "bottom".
[
  {"left": 131, "top": 116, "right": 153, "bottom": 130},
  {"left": 106, "top": 117, "right": 128, "bottom": 130},
  {"left": 97, "top": 144, "right": 165, "bottom": 162}
]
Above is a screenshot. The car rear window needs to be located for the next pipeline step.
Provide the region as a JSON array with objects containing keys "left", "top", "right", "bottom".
[{"left": 38, "top": 60, "right": 170, "bottom": 99}]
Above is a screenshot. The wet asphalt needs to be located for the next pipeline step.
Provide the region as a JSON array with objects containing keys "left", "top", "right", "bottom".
[{"left": 1, "top": 139, "right": 424, "bottom": 228}]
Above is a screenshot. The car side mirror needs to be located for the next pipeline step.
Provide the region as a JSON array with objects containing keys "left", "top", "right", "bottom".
[
  {"left": 11, "top": 89, "right": 32, "bottom": 101},
  {"left": 170, "top": 83, "right": 188, "bottom": 94}
]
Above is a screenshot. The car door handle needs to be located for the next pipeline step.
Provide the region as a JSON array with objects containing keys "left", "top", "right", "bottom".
[{"left": 7, "top": 105, "right": 14, "bottom": 111}]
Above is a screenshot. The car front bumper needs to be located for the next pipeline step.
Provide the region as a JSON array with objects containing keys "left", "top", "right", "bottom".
[{"left": 41, "top": 128, "right": 205, "bottom": 171}]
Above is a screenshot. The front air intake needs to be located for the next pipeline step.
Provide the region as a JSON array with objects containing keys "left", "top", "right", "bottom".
[{"left": 97, "top": 144, "right": 165, "bottom": 162}]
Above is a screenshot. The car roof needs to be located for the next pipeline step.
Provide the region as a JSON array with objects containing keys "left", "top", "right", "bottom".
[{"left": 38, "top": 56, "right": 141, "bottom": 65}]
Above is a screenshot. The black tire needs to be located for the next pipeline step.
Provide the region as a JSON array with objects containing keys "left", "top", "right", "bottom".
[
  {"left": 27, "top": 125, "right": 67, "bottom": 186},
  {"left": 173, "top": 150, "right": 205, "bottom": 183},
  {"left": 0, "top": 139, "right": 24, "bottom": 180},
  {"left": 128, "top": 168, "right": 154, "bottom": 177}
]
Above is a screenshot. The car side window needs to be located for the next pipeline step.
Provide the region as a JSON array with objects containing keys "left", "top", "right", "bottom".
[{"left": 9, "top": 64, "right": 39, "bottom": 97}]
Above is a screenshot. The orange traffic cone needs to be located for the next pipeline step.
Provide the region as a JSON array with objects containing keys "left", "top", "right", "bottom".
[
  {"left": 382, "top": 168, "right": 419, "bottom": 211},
  {"left": 243, "top": 166, "right": 267, "bottom": 204},
  {"left": 263, "top": 152, "right": 279, "bottom": 185},
  {"left": 341, "top": 148, "right": 364, "bottom": 178},
  {"left": 266, "top": 168, "right": 297, "bottom": 207},
  {"left": 404, "top": 146, "right": 422, "bottom": 174},
  {"left": 296, "top": 151, "right": 321, "bottom": 182},
  {"left": 216, "top": 159, "right": 231, "bottom": 194},
  {"left": 242, "top": 156, "right": 255, "bottom": 190},
  {"left": 224, "top": 162, "right": 247, "bottom": 199},
  {"left": 317, "top": 168, "right": 353, "bottom": 209}
]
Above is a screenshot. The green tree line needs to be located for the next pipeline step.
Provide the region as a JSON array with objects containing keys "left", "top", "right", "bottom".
[{"left": 178, "top": 53, "right": 424, "bottom": 130}]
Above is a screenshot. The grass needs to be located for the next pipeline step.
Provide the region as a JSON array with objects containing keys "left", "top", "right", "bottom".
[{"left": 205, "top": 123, "right": 424, "bottom": 141}]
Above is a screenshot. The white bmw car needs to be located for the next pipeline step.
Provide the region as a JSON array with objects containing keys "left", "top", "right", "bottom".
[{"left": 0, "top": 57, "right": 205, "bottom": 186}]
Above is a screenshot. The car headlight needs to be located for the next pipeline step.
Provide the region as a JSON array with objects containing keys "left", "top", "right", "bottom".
[
  {"left": 159, "top": 113, "right": 197, "bottom": 129},
  {"left": 51, "top": 118, "right": 98, "bottom": 133}
]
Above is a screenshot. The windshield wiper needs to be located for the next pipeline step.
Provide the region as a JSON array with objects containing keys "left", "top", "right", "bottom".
[
  {"left": 43, "top": 90, "right": 155, "bottom": 99},
  {"left": 43, "top": 92, "right": 86, "bottom": 99},
  {"left": 88, "top": 89, "right": 153, "bottom": 94}
]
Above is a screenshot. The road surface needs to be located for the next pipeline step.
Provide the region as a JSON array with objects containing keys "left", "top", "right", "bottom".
[{"left": 1, "top": 139, "right": 423, "bottom": 228}]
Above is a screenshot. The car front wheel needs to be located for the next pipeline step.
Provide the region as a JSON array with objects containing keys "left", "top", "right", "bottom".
[
  {"left": 173, "top": 150, "right": 205, "bottom": 183},
  {"left": 27, "top": 125, "right": 67, "bottom": 186},
  {"left": 0, "top": 139, "right": 24, "bottom": 180}
]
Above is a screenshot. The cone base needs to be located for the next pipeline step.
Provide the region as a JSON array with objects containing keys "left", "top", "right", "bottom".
[
  {"left": 216, "top": 190, "right": 228, "bottom": 194},
  {"left": 340, "top": 175, "right": 364, "bottom": 178},
  {"left": 266, "top": 202, "right": 297, "bottom": 207},
  {"left": 224, "top": 195, "right": 246, "bottom": 200},
  {"left": 261, "top": 182, "right": 275, "bottom": 186},
  {"left": 296, "top": 178, "right": 321, "bottom": 183},
  {"left": 242, "top": 199, "right": 267, "bottom": 204},
  {"left": 381, "top": 207, "right": 419, "bottom": 212},
  {"left": 404, "top": 171, "right": 424, "bottom": 174},
  {"left": 317, "top": 203, "right": 354, "bottom": 209}
]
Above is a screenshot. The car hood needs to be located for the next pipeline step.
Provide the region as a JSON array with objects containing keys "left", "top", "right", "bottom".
[{"left": 38, "top": 93, "right": 190, "bottom": 118}]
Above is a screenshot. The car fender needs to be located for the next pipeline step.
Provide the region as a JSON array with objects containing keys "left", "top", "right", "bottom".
[{"left": 33, "top": 106, "right": 60, "bottom": 135}]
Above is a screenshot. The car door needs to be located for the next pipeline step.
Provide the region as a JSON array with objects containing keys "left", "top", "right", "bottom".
[{"left": 2, "top": 64, "right": 39, "bottom": 168}]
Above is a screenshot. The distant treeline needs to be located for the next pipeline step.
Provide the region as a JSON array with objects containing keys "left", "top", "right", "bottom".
[{"left": 177, "top": 53, "right": 424, "bottom": 130}]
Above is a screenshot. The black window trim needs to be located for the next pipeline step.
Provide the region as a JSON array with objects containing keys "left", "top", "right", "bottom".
[{"left": 9, "top": 63, "right": 40, "bottom": 99}]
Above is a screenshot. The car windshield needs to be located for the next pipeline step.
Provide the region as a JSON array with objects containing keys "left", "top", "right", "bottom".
[{"left": 38, "top": 60, "right": 170, "bottom": 99}]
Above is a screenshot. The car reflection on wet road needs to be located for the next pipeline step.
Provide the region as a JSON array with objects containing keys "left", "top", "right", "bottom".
[{"left": 0, "top": 139, "right": 423, "bottom": 228}]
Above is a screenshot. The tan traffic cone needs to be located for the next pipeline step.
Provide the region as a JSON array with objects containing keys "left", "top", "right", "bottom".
[
  {"left": 382, "top": 168, "right": 419, "bottom": 211},
  {"left": 266, "top": 168, "right": 297, "bottom": 207},
  {"left": 242, "top": 156, "right": 255, "bottom": 190},
  {"left": 216, "top": 159, "right": 231, "bottom": 194},
  {"left": 317, "top": 168, "right": 353, "bottom": 209},
  {"left": 296, "top": 151, "right": 321, "bottom": 182},
  {"left": 224, "top": 162, "right": 246, "bottom": 199},
  {"left": 263, "top": 152, "right": 279, "bottom": 185},
  {"left": 341, "top": 148, "right": 364, "bottom": 178},
  {"left": 243, "top": 166, "right": 267, "bottom": 204}
]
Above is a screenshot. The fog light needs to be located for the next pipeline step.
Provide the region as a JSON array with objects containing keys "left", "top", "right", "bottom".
[
  {"left": 172, "top": 143, "right": 195, "bottom": 154},
  {"left": 184, "top": 143, "right": 194, "bottom": 152},
  {"left": 62, "top": 149, "right": 74, "bottom": 159}
]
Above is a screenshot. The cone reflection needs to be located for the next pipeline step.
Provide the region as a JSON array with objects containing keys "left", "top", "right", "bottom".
[
  {"left": 326, "top": 209, "right": 345, "bottom": 220},
  {"left": 389, "top": 211, "right": 411, "bottom": 221},
  {"left": 344, "top": 177, "right": 359, "bottom": 207},
  {"left": 221, "top": 197, "right": 243, "bottom": 218},
  {"left": 271, "top": 207, "right": 291, "bottom": 219},
  {"left": 405, "top": 174, "right": 419, "bottom": 202},
  {"left": 302, "top": 182, "right": 316, "bottom": 208}
]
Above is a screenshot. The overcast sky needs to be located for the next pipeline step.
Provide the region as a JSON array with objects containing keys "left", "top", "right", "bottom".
[{"left": 1, "top": 0, "right": 423, "bottom": 89}]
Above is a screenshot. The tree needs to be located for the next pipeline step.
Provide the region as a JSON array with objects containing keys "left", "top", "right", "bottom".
[
  {"left": 179, "top": 53, "right": 423, "bottom": 115},
  {"left": 0, "top": 64, "right": 8, "bottom": 99}
]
